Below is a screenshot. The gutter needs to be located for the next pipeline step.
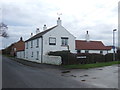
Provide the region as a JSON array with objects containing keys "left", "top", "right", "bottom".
[{"left": 41, "top": 36, "right": 43, "bottom": 63}]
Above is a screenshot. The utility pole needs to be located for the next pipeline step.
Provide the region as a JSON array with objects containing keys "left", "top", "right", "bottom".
[{"left": 113, "top": 29, "right": 117, "bottom": 61}]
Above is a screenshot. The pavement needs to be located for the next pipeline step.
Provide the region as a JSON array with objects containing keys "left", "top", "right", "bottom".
[{"left": 2, "top": 56, "right": 119, "bottom": 89}]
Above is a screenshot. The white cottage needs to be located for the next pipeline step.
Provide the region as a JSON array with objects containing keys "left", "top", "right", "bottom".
[{"left": 24, "top": 17, "right": 76, "bottom": 64}]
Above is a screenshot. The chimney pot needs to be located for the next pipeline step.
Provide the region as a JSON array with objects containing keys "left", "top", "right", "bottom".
[
  {"left": 85, "top": 31, "right": 90, "bottom": 42},
  {"left": 43, "top": 24, "right": 47, "bottom": 30},
  {"left": 36, "top": 28, "right": 40, "bottom": 34},
  {"left": 31, "top": 33, "right": 33, "bottom": 37},
  {"left": 57, "top": 17, "right": 62, "bottom": 26}
]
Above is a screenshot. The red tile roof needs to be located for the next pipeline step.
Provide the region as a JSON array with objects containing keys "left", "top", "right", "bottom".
[{"left": 75, "top": 40, "right": 112, "bottom": 50}]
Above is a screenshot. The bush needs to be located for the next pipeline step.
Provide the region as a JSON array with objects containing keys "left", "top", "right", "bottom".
[
  {"left": 48, "top": 51, "right": 77, "bottom": 65},
  {"left": 48, "top": 51, "right": 118, "bottom": 65}
]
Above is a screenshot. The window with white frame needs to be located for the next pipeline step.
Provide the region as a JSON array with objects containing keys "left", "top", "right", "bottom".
[
  {"left": 36, "top": 38, "right": 39, "bottom": 47},
  {"left": 26, "top": 42, "right": 28, "bottom": 49},
  {"left": 100, "top": 51, "right": 103, "bottom": 54},
  {"left": 31, "top": 52, "right": 33, "bottom": 57},
  {"left": 26, "top": 51, "right": 28, "bottom": 58},
  {"left": 85, "top": 50, "right": 89, "bottom": 53},
  {"left": 24, "top": 51, "right": 25, "bottom": 58},
  {"left": 49, "top": 37, "right": 56, "bottom": 45},
  {"left": 61, "top": 37, "right": 68, "bottom": 46},
  {"left": 31, "top": 40, "right": 33, "bottom": 48},
  {"left": 77, "top": 50, "right": 81, "bottom": 53},
  {"left": 36, "top": 51, "right": 39, "bottom": 60}
]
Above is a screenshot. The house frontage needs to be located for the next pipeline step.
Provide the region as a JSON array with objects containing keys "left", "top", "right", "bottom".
[{"left": 17, "top": 17, "right": 76, "bottom": 65}]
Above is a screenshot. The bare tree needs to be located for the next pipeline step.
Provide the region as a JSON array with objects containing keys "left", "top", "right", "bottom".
[{"left": 0, "top": 22, "right": 9, "bottom": 38}]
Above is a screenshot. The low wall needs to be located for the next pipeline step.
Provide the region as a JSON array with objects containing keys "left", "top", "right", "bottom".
[
  {"left": 17, "top": 51, "right": 62, "bottom": 65},
  {"left": 43, "top": 55, "right": 62, "bottom": 65}
]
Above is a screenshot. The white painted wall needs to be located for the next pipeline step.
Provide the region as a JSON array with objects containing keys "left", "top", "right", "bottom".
[
  {"left": 17, "top": 51, "right": 25, "bottom": 59},
  {"left": 25, "top": 38, "right": 42, "bottom": 62},
  {"left": 76, "top": 50, "right": 112, "bottom": 55},
  {"left": 43, "top": 55, "right": 62, "bottom": 65},
  {"left": 43, "top": 25, "right": 76, "bottom": 55}
]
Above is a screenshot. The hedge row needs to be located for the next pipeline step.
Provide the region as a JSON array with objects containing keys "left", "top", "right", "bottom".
[{"left": 48, "top": 51, "right": 119, "bottom": 65}]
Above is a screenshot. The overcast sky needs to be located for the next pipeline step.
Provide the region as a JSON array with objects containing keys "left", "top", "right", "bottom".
[{"left": 0, "top": 0, "right": 119, "bottom": 49}]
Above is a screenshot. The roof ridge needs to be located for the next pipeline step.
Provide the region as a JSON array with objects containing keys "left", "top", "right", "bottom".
[{"left": 25, "top": 25, "right": 58, "bottom": 42}]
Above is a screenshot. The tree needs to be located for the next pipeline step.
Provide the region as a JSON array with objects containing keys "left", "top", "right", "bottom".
[{"left": 0, "top": 22, "right": 9, "bottom": 38}]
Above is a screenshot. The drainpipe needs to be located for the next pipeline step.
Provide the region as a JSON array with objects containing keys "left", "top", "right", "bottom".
[{"left": 41, "top": 36, "right": 43, "bottom": 63}]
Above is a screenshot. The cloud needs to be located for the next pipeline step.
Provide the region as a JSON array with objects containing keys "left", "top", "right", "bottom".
[{"left": 1, "top": 0, "right": 119, "bottom": 49}]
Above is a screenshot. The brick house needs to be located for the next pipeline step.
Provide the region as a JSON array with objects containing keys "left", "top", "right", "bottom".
[
  {"left": 75, "top": 40, "right": 112, "bottom": 55},
  {"left": 3, "top": 37, "right": 25, "bottom": 56},
  {"left": 10, "top": 37, "right": 25, "bottom": 56}
]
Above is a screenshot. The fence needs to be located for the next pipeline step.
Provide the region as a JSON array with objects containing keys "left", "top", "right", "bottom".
[{"left": 48, "top": 51, "right": 119, "bottom": 65}]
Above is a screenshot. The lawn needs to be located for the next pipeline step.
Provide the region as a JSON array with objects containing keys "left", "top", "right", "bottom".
[{"left": 63, "top": 61, "right": 120, "bottom": 69}]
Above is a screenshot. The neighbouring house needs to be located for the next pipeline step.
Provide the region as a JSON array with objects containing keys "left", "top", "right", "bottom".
[
  {"left": 75, "top": 31, "right": 112, "bottom": 55},
  {"left": 18, "top": 17, "right": 76, "bottom": 65},
  {"left": 75, "top": 40, "right": 112, "bottom": 55},
  {"left": 3, "top": 37, "right": 25, "bottom": 56},
  {"left": 11, "top": 37, "right": 25, "bottom": 56}
]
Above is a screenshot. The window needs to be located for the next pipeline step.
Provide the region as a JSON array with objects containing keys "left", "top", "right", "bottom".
[
  {"left": 36, "top": 38, "right": 39, "bottom": 48},
  {"left": 26, "top": 51, "right": 28, "bottom": 58},
  {"left": 85, "top": 50, "right": 89, "bottom": 53},
  {"left": 49, "top": 37, "right": 56, "bottom": 45},
  {"left": 26, "top": 42, "right": 28, "bottom": 49},
  {"left": 61, "top": 37, "right": 68, "bottom": 46},
  {"left": 36, "top": 51, "right": 39, "bottom": 60},
  {"left": 77, "top": 50, "right": 81, "bottom": 53},
  {"left": 31, "top": 40, "right": 33, "bottom": 48},
  {"left": 24, "top": 51, "right": 25, "bottom": 58},
  {"left": 100, "top": 51, "right": 103, "bottom": 54},
  {"left": 31, "top": 52, "right": 33, "bottom": 57}
]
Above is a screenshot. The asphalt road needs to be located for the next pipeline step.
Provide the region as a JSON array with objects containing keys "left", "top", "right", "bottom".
[{"left": 2, "top": 56, "right": 97, "bottom": 88}]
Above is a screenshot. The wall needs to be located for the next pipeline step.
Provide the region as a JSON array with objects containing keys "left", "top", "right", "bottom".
[
  {"left": 25, "top": 38, "right": 42, "bottom": 62},
  {"left": 76, "top": 50, "right": 112, "bottom": 55},
  {"left": 43, "top": 25, "right": 76, "bottom": 55},
  {"left": 17, "top": 51, "right": 62, "bottom": 65},
  {"left": 17, "top": 51, "right": 25, "bottom": 59},
  {"left": 43, "top": 55, "right": 62, "bottom": 65}
]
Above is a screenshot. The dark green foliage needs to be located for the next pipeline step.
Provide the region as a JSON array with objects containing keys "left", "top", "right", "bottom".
[{"left": 48, "top": 50, "right": 77, "bottom": 65}]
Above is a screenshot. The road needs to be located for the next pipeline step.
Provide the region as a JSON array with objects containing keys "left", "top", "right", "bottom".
[{"left": 2, "top": 56, "right": 97, "bottom": 88}]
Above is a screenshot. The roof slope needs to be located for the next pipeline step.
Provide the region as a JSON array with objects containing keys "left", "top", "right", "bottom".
[
  {"left": 75, "top": 40, "right": 112, "bottom": 50},
  {"left": 25, "top": 25, "right": 58, "bottom": 42}
]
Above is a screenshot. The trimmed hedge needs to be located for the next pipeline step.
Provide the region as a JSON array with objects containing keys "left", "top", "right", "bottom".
[{"left": 48, "top": 51, "right": 77, "bottom": 65}]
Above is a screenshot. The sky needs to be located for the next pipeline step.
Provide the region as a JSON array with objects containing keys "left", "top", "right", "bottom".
[{"left": 0, "top": 0, "right": 119, "bottom": 49}]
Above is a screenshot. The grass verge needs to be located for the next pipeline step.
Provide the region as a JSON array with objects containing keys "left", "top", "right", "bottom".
[{"left": 63, "top": 61, "right": 120, "bottom": 69}]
